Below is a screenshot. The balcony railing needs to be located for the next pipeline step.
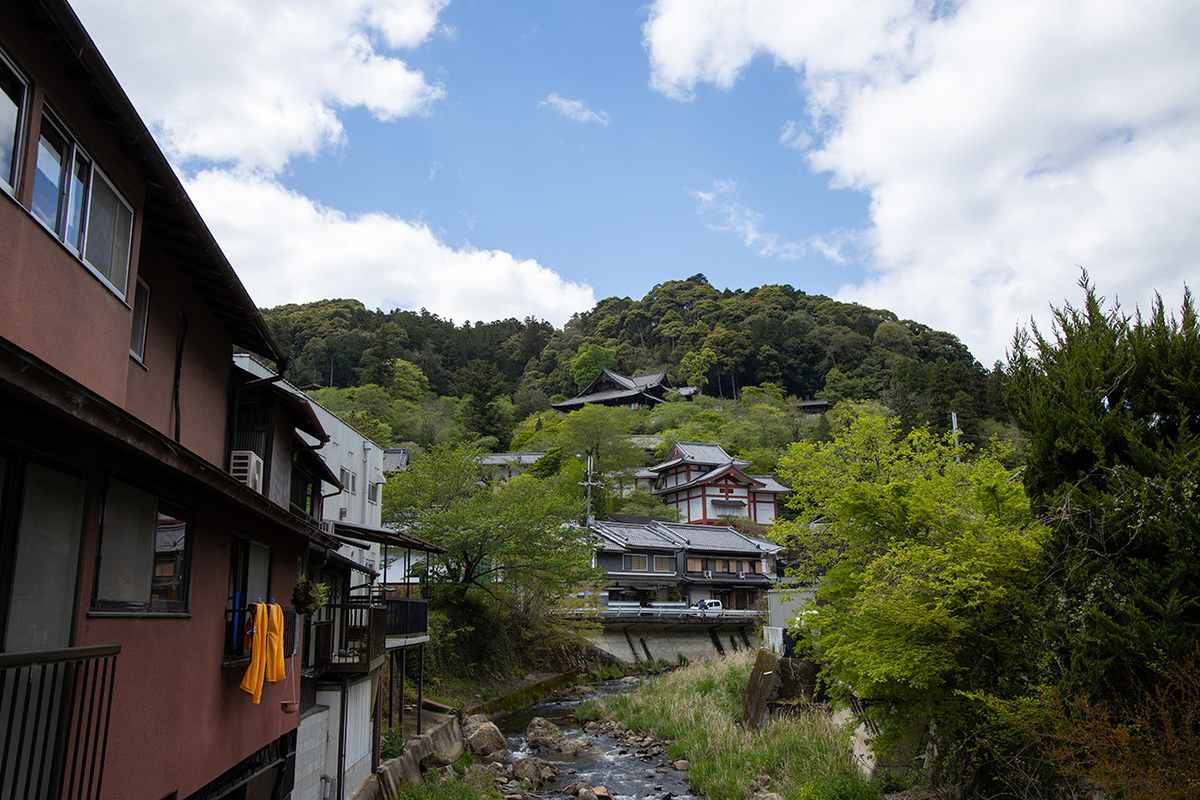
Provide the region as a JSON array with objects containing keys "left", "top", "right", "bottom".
[
  {"left": 0, "top": 644, "right": 120, "bottom": 800},
  {"left": 385, "top": 597, "right": 428, "bottom": 639},
  {"left": 223, "top": 607, "right": 298, "bottom": 667},
  {"left": 310, "top": 601, "right": 386, "bottom": 674}
]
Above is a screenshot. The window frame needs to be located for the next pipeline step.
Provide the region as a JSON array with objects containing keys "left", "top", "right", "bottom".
[
  {"left": 129, "top": 277, "right": 150, "bottom": 363},
  {"left": 367, "top": 481, "right": 379, "bottom": 505},
  {"left": 30, "top": 108, "right": 135, "bottom": 301},
  {"left": 224, "top": 535, "right": 273, "bottom": 665},
  {"left": 653, "top": 555, "right": 671, "bottom": 573},
  {"left": 92, "top": 476, "right": 192, "bottom": 615},
  {"left": 0, "top": 47, "right": 28, "bottom": 197},
  {"left": 628, "top": 554, "right": 648, "bottom": 572}
]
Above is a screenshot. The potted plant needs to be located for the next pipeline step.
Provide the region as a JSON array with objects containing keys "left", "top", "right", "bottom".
[{"left": 292, "top": 577, "right": 329, "bottom": 616}]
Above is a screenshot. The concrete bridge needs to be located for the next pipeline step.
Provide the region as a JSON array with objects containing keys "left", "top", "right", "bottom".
[{"left": 568, "top": 608, "right": 766, "bottom": 665}]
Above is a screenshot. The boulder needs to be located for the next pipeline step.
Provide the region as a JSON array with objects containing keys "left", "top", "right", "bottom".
[
  {"left": 525, "top": 716, "right": 592, "bottom": 755},
  {"left": 511, "top": 757, "right": 557, "bottom": 788},
  {"left": 672, "top": 759, "right": 690, "bottom": 771},
  {"left": 418, "top": 750, "right": 450, "bottom": 771},
  {"left": 464, "top": 719, "right": 508, "bottom": 763},
  {"left": 593, "top": 786, "right": 615, "bottom": 800}
]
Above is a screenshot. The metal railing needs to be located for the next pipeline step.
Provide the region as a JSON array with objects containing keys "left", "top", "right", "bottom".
[
  {"left": 310, "top": 603, "right": 386, "bottom": 673},
  {"left": 0, "top": 644, "right": 120, "bottom": 800},
  {"left": 384, "top": 597, "right": 428, "bottom": 638},
  {"left": 223, "top": 606, "right": 298, "bottom": 667}
]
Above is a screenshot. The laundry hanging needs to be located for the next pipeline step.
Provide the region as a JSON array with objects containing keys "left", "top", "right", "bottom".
[{"left": 239, "top": 601, "right": 286, "bottom": 704}]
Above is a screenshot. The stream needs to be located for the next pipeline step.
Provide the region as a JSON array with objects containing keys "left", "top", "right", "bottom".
[{"left": 494, "top": 680, "right": 698, "bottom": 800}]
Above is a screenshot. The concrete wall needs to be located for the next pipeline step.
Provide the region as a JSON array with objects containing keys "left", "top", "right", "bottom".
[
  {"left": 350, "top": 716, "right": 464, "bottom": 800},
  {"left": 295, "top": 707, "right": 331, "bottom": 800},
  {"left": 592, "top": 624, "right": 759, "bottom": 665}
]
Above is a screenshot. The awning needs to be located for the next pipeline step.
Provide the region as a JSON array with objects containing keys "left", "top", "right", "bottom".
[{"left": 332, "top": 520, "right": 445, "bottom": 554}]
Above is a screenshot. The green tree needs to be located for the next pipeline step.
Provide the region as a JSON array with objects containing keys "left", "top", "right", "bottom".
[
  {"left": 569, "top": 344, "right": 619, "bottom": 392},
  {"left": 382, "top": 443, "right": 593, "bottom": 606},
  {"left": 1005, "top": 277, "right": 1200, "bottom": 693},
  {"left": 774, "top": 414, "right": 1045, "bottom": 780}
]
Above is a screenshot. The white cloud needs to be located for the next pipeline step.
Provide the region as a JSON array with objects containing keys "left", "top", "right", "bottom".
[
  {"left": 186, "top": 170, "right": 596, "bottom": 325},
  {"left": 72, "top": 0, "right": 448, "bottom": 172},
  {"left": 694, "top": 179, "right": 852, "bottom": 263},
  {"left": 539, "top": 93, "right": 612, "bottom": 127},
  {"left": 779, "top": 121, "right": 811, "bottom": 151},
  {"left": 645, "top": 0, "right": 1200, "bottom": 365}
]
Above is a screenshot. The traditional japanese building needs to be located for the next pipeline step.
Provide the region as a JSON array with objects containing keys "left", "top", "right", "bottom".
[
  {"left": 551, "top": 368, "right": 672, "bottom": 411},
  {"left": 646, "top": 442, "right": 789, "bottom": 526},
  {"left": 590, "top": 519, "right": 781, "bottom": 610}
]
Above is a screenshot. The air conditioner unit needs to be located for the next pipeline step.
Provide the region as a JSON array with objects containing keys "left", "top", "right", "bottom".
[
  {"left": 737, "top": 571, "right": 745, "bottom": 579},
  {"left": 229, "top": 451, "right": 264, "bottom": 494},
  {"left": 339, "top": 507, "right": 348, "bottom": 520},
  {"left": 703, "top": 570, "right": 712, "bottom": 578}
]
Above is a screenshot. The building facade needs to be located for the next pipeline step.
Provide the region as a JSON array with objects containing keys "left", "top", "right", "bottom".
[
  {"left": 590, "top": 520, "right": 781, "bottom": 610},
  {"left": 646, "top": 442, "right": 789, "bottom": 526},
  {"left": 0, "top": 4, "right": 347, "bottom": 798}
]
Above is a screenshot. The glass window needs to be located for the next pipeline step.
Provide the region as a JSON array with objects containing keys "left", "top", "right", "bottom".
[
  {"left": 95, "top": 479, "right": 189, "bottom": 612},
  {"left": 0, "top": 54, "right": 25, "bottom": 193},
  {"left": 129, "top": 278, "right": 149, "bottom": 361},
  {"left": 5, "top": 463, "right": 86, "bottom": 651},
  {"left": 630, "top": 554, "right": 647, "bottom": 571},
  {"left": 225, "top": 537, "right": 271, "bottom": 662},
  {"left": 686, "top": 557, "right": 703, "bottom": 573},
  {"left": 30, "top": 111, "right": 134, "bottom": 298},
  {"left": 84, "top": 171, "right": 132, "bottom": 290},
  {"left": 32, "top": 120, "right": 68, "bottom": 230},
  {"left": 654, "top": 555, "right": 670, "bottom": 572}
]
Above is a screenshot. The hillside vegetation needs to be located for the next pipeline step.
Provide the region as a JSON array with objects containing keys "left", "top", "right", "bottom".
[{"left": 261, "top": 274, "right": 1011, "bottom": 453}]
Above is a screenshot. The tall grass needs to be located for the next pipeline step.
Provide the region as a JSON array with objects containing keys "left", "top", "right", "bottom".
[{"left": 584, "top": 650, "right": 879, "bottom": 800}]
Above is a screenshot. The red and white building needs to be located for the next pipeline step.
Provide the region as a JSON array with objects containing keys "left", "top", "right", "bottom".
[{"left": 647, "top": 442, "right": 789, "bottom": 526}]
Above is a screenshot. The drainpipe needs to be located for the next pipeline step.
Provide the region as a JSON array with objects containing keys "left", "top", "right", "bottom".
[{"left": 337, "top": 676, "right": 348, "bottom": 800}]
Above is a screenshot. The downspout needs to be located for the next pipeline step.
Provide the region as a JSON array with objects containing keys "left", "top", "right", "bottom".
[{"left": 337, "top": 675, "right": 349, "bottom": 800}]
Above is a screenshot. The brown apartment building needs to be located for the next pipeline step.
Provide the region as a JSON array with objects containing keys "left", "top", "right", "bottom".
[{"left": 0, "top": 2, "right": 347, "bottom": 798}]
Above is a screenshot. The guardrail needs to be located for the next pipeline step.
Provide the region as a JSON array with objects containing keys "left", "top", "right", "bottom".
[
  {"left": 562, "top": 606, "right": 766, "bottom": 620},
  {"left": 0, "top": 644, "right": 120, "bottom": 800}
]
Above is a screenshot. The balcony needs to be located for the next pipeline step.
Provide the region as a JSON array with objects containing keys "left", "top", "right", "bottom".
[
  {"left": 310, "top": 600, "right": 386, "bottom": 674},
  {"left": 0, "top": 644, "right": 120, "bottom": 800},
  {"left": 385, "top": 596, "right": 429, "bottom": 648}
]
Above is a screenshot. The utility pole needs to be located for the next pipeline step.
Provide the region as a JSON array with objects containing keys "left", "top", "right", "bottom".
[
  {"left": 951, "top": 411, "right": 961, "bottom": 462},
  {"left": 578, "top": 455, "right": 602, "bottom": 524}
]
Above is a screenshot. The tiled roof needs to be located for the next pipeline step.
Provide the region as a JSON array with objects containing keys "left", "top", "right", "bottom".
[
  {"left": 654, "top": 521, "right": 782, "bottom": 554},
  {"left": 748, "top": 475, "right": 790, "bottom": 493},
  {"left": 649, "top": 463, "right": 765, "bottom": 495},
  {"left": 481, "top": 452, "right": 545, "bottom": 466},
  {"left": 591, "top": 520, "right": 678, "bottom": 551}
]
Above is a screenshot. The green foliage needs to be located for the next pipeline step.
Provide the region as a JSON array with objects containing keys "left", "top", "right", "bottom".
[
  {"left": 395, "top": 781, "right": 502, "bottom": 800},
  {"left": 383, "top": 443, "right": 594, "bottom": 606},
  {"left": 774, "top": 413, "right": 1045, "bottom": 781},
  {"left": 379, "top": 725, "right": 406, "bottom": 761},
  {"left": 1005, "top": 277, "right": 1200, "bottom": 694},
  {"left": 613, "top": 489, "right": 681, "bottom": 520},
  {"left": 569, "top": 343, "right": 620, "bottom": 392},
  {"left": 262, "top": 277, "right": 994, "bottom": 455}
]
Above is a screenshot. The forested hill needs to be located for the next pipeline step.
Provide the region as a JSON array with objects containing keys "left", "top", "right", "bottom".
[{"left": 260, "top": 274, "right": 1007, "bottom": 448}]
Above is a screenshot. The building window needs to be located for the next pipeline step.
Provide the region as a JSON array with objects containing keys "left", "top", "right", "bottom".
[
  {"left": 628, "top": 554, "right": 648, "bottom": 572},
  {"left": 339, "top": 467, "right": 350, "bottom": 489},
  {"left": 367, "top": 482, "right": 379, "bottom": 504},
  {"left": 31, "top": 111, "right": 133, "bottom": 299},
  {"left": 350, "top": 471, "right": 357, "bottom": 495},
  {"left": 129, "top": 278, "right": 149, "bottom": 362},
  {"left": 95, "top": 479, "right": 189, "bottom": 612},
  {"left": 718, "top": 559, "right": 730, "bottom": 573},
  {"left": 4, "top": 460, "right": 86, "bottom": 651},
  {"left": 686, "top": 557, "right": 703, "bottom": 573},
  {"left": 653, "top": 555, "right": 671, "bottom": 572},
  {"left": 225, "top": 536, "right": 271, "bottom": 662},
  {"left": 749, "top": 560, "right": 760, "bottom": 574},
  {"left": 0, "top": 52, "right": 26, "bottom": 195}
]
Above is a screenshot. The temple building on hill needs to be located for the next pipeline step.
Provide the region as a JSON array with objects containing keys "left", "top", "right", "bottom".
[
  {"left": 646, "top": 442, "right": 789, "bottom": 526},
  {"left": 551, "top": 368, "right": 672, "bottom": 411}
]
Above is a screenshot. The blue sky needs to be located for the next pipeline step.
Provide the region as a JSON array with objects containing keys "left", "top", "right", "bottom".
[{"left": 73, "top": 0, "right": 1200, "bottom": 365}]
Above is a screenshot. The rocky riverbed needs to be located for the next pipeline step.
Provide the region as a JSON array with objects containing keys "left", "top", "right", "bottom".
[{"left": 423, "top": 679, "right": 698, "bottom": 800}]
